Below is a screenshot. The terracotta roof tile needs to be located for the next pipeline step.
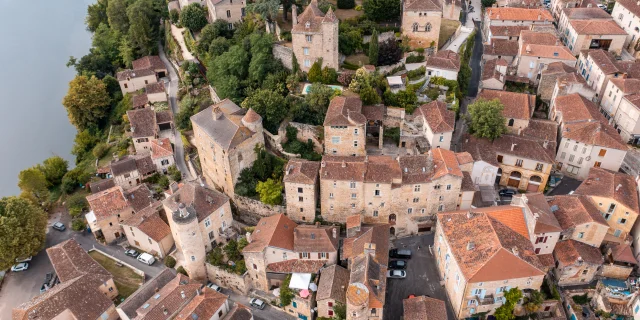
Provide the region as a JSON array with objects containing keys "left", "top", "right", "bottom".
[
  {"left": 294, "top": 224, "right": 339, "bottom": 253},
  {"left": 415, "top": 101, "right": 455, "bottom": 133},
  {"left": 521, "top": 43, "right": 576, "bottom": 60},
  {"left": 132, "top": 56, "right": 166, "bottom": 71},
  {"left": 615, "top": 0, "right": 640, "bottom": 17},
  {"left": 548, "top": 195, "right": 609, "bottom": 229},
  {"left": 292, "top": 0, "right": 332, "bottom": 33},
  {"left": 225, "top": 304, "right": 253, "bottom": 320},
  {"left": 150, "top": 138, "right": 174, "bottom": 159},
  {"left": 86, "top": 186, "right": 130, "bottom": 221},
  {"left": 133, "top": 94, "right": 149, "bottom": 108},
  {"left": 519, "top": 193, "right": 562, "bottom": 233},
  {"left": 542, "top": 61, "right": 577, "bottom": 74},
  {"left": 110, "top": 156, "right": 138, "bottom": 176},
  {"left": 609, "top": 78, "right": 640, "bottom": 94},
  {"left": 122, "top": 206, "right": 171, "bottom": 242},
  {"left": 484, "top": 39, "right": 519, "bottom": 56},
  {"left": 482, "top": 206, "right": 530, "bottom": 239},
  {"left": 266, "top": 259, "right": 327, "bottom": 273},
  {"left": 583, "top": 49, "right": 623, "bottom": 74},
  {"left": 134, "top": 274, "right": 201, "bottom": 319},
  {"left": 89, "top": 178, "right": 116, "bottom": 194},
  {"left": 145, "top": 81, "right": 166, "bottom": 94},
  {"left": 243, "top": 214, "right": 297, "bottom": 252},
  {"left": 482, "top": 58, "right": 506, "bottom": 82},
  {"left": 562, "top": 7, "right": 613, "bottom": 19},
  {"left": 562, "top": 119, "right": 627, "bottom": 150},
  {"left": 242, "top": 108, "right": 262, "bottom": 123},
  {"left": 490, "top": 25, "right": 531, "bottom": 37},
  {"left": 46, "top": 239, "right": 111, "bottom": 283},
  {"left": 478, "top": 89, "right": 535, "bottom": 120},
  {"left": 554, "top": 93, "right": 603, "bottom": 123},
  {"left": 342, "top": 224, "right": 390, "bottom": 266},
  {"left": 520, "top": 30, "right": 560, "bottom": 45},
  {"left": 431, "top": 148, "right": 464, "bottom": 179},
  {"left": 404, "top": 0, "right": 442, "bottom": 11},
  {"left": 426, "top": 50, "right": 461, "bottom": 71},
  {"left": 317, "top": 265, "right": 350, "bottom": 303},
  {"left": 118, "top": 269, "right": 177, "bottom": 318},
  {"left": 610, "top": 243, "right": 637, "bottom": 264},
  {"left": 456, "top": 152, "right": 474, "bottom": 165},
  {"left": 569, "top": 20, "right": 627, "bottom": 35},
  {"left": 117, "top": 68, "right": 155, "bottom": 81},
  {"left": 362, "top": 105, "right": 385, "bottom": 122},
  {"left": 347, "top": 253, "right": 386, "bottom": 309},
  {"left": 164, "top": 182, "right": 230, "bottom": 223},
  {"left": 461, "top": 172, "right": 475, "bottom": 192},
  {"left": 575, "top": 168, "right": 639, "bottom": 214},
  {"left": 127, "top": 108, "right": 157, "bottom": 139},
  {"left": 283, "top": 159, "right": 321, "bottom": 185},
  {"left": 174, "top": 288, "right": 228, "bottom": 320},
  {"left": 537, "top": 253, "right": 556, "bottom": 268},
  {"left": 403, "top": 296, "right": 447, "bottom": 320},
  {"left": 323, "top": 96, "right": 366, "bottom": 126},
  {"left": 123, "top": 183, "right": 154, "bottom": 213},
  {"left": 486, "top": 7, "right": 553, "bottom": 21},
  {"left": 135, "top": 155, "right": 157, "bottom": 176},
  {"left": 554, "top": 239, "right": 603, "bottom": 265}
]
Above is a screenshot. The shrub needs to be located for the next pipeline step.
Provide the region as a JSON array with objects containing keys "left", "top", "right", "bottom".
[
  {"left": 338, "top": 0, "right": 356, "bottom": 9},
  {"left": 378, "top": 39, "right": 402, "bottom": 66},
  {"left": 321, "top": 67, "right": 338, "bottom": 84},
  {"left": 572, "top": 294, "right": 589, "bottom": 305},
  {"left": 427, "top": 87, "right": 440, "bottom": 100},
  {"left": 280, "top": 274, "right": 295, "bottom": 306},
  {"left": 406, "top": 66, "right": 426, "bottom": 81},
  {"left": 71, "top": 218, "right": 85, "bottom": 231},
  {"left": 177, "top": 266, "right": 188, "bottom": 276},
  {"left": 281, "top": 31, "right": 292, "bottom": 41},
  {"left": 168, "top": 165, "right": 182, "bottom": 182},
  {"left": 92, "top": 142, "right": 109, "bottom": 159},
  {"left": 355, "top": 4, "right": 363, "bottom": 10},
  {"left": 158, "top": 175, "right": 170, "bottom": 190},
  {"left": 308, "top": 60, "right": 323, "bottom": 83},
  {"left": 169, "top": 9, "right": 180, "bottom": 24},
  {"left": 67, "top": 193, "right": 89, "bottom": 217},
  {"left": 164, "top": 256, "right": 177, "bottom": 268},
  {"left": 337, "top": 71, "right": 355, "bottom": 86},
  {"left": 405, "top": 54, "right": 425, "bottom": 63}
]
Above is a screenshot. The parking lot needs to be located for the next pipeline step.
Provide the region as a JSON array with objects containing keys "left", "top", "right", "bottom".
[{"left": 384, "top": 233, "right": 456, "bottom": 320}]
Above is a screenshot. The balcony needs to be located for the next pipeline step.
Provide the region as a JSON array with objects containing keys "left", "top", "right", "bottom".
[{"left": 476, "top": 294, "right": 496, "bottom": 306}]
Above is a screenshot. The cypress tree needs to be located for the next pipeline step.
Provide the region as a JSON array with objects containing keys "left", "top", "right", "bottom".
[{"left": 368, "top": 30, "right": 379, "bottom": 66}]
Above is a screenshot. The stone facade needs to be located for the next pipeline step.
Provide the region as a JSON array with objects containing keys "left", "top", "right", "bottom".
[
  {"left": 233, "top": 194, "right": 287, "bottom": 225},
  {"left": 291, "top": 0, "right": 339, "bottom": 72},
  {"left": 601, "top": 263, "right": 633, "bottom": 280},
  {"left": 402, "top": 7, "right": 442, "bottom": 50},
  {"left": 273, "top": 44, "right": 294, "bottom": 70},
  {"left": 206, "top": 0, "right": 245, "bottom": 27},
  {"left": 283, "top": 160, "right": 320, "bottom": 223},
  {"left": 205, "top": 263, "right": 252, "bottom": 294},
  {"left": 191, "top": 100, "right": 265, "bottom": 197},
  {"left": 323, "top": 97, "right": 367, "bottom": 156}
]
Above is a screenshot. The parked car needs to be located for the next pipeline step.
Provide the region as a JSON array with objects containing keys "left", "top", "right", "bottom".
[
  {"left": 389, "top": 249, "right": 412, "bottom": 259},
  {"left": 389, "top": 260, "right": 407, "bottom": 269},
  {"left": 597, "top": 4, "right": 606, "bottom": 9},
  {"left": 52, "top": 222, "right": 66, "bottom": 231},
  {"left": 124, "top": 249, "right": 140, "bottom": 258},
  {"left": 11, "top": 262, "right": 29, "bottom": 272},
  {"left": 250, "top": 298, "right": 267, "bottom": 309},
  {"left": 16, "top": 256, "right": 33, "bottom": 263},
  {"left": 498, "top": 189, "right": 517, "bottom": 197},
  {"left": 386, "top": 270, "right": 407, "bottom": 278},
  {"left": 137, "top": 253, "right": 155, "bottom": 265},
  {"left": 40, "top": 273, "right": 54, "bottom": 293},
  {"left": 206, "top": 283, "right": 222, "bottom": 292}
]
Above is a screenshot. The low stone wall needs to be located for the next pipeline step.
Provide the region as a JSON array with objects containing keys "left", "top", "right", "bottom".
[
  {"left": 232, "top": 195, "right": 287, "bottom": 225},
  {"left": 362, "top": 31, "right": 396, "bottom": 44},
  {"left": 281, "top": 122, "right": 323, "bottom": 153},
  {"left": 263, "top": 130, "right": 299, "bottom": 159},
  {"left": 273, "top": 44, "right": 293, "bottom": 70},
  {"left": 384, "top": 106, "right": 406, "bottom": 127},
  {"left": 600, "top": 264, "right": 633, "bottom": 280},
  {"left": 378, "top": 61, "right": 405, "bottom": 75},
  {"left": 205, "top": 263, "right": 251, "bottom": 295},
  {"left": 88, "top": 248, "right": 146, "bottom": 278}
]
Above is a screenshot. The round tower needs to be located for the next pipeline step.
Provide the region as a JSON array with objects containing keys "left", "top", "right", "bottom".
[
  {"left": 346, "top": 282, "right": 369, "bottom": 320},
  {"left": 241, "top": 108, "right": 263, "bottom": 133},
  {"left": 171, "top": 203, "right": 207, "bottom": 280}
]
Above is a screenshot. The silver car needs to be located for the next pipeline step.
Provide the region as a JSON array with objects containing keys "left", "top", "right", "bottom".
[
  {"left": 386, "top": 269, "right": 407, "bottom": 279},
  {"left": 250, "top": 298, "right": 266, "bottom": 309}
]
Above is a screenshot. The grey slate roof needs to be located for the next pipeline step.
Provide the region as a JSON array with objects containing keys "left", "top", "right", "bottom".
[{"left": 190, "top": 99, "right": 256, "bottom": 150}]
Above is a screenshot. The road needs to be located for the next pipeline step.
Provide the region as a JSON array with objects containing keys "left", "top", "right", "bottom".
[
  {"left": 0, "top": 211, "right": 166, "bottom": 319},
  {"left": 158, "top": 43, "right": 193, "bottom": 181},
  {"left": 224, "top": 290, "right": 296, "bottom": 320},
  {"left": 383, "top": 233, "right": 456, "bottom": 320}
]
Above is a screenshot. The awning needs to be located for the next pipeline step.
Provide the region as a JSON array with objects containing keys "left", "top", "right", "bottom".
[{"left": 289, "top": 273, "right": 312, "bottom": 290}]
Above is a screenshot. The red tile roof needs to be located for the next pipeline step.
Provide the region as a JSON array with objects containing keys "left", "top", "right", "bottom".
[
  {"left": 243, "top": 214, "right": 297, "bottom": 252},
  {"left": 86, "top": 186, "right": 130, "bottom": 221},
  {"left": 323, "top": 96, "right": 366, "bottom": 126},
  {"left": 554, "top": 239, "right": 603, "bottom": 265},
  {"left": 478, "top": 89, "right": 535, "bottom": 120},
  {"left": 283, "top": 159, "right": 321, "bottom": 185},
  {"left": 569, "top": 20, "right": 627, "bottom": 35},
  {"left": 403, "top": 296, "right": 448, "bottom": 320},
  {"left": 174, "top": 288, "right": 229, "bottom": 320},
  {"left": 426, "top": 50, "right": 460, "bottom": 71},
  {"left": 266, "top": 259, "right": 328, "bottom": 273},
  {"left": 150, "top": 138, "right": 174, "bottom": 159},
  {"left": 575, "top": 168, "right": 639, "bottom": 214},
  {"left": 548, "top": 195, "right": 609, "bottom": 229},
  {"left": 486, "top": 7, "right": 553, "bottom": 21},
  {"left": 415, "top": 101, "right": 455, "bottom": 133}
]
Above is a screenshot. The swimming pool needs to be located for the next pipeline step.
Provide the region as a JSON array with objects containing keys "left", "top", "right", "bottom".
[{"left": 302, "top": 83, "right": 343, "bottom": 94}]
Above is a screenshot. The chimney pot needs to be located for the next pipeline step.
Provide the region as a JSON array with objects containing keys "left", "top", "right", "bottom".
[
  {"left": 246, "top": 232, "right": 252, "bottom": 243},
  {"left": 332, "top": 227, "right": 337, "bottom": 239},
  {"left": 511, "top": 143, "right": 517, "bottom": 151}
]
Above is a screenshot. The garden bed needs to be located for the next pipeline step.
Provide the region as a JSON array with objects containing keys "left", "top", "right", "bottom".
[{"left": 88, "top": 251, "right": 144, "bottom": 301}]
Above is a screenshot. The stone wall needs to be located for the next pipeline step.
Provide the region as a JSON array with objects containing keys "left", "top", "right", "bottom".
[
  {"left": 273, "top": 44, "right": 293, "bottom": 70},
  {"left": 362, "top": 31, "right": 396, "bottom": 44},
  {"left": 205, "top": 263, "right": 252, "bottom": 294},
  {"left": 384, "top": 107, "right": 406, "bottom": 127},
  {"left": 232, "top": 195, "right": 287, "bottom": 225},
  {"left": 88, "top": 248, "right": 146, "bottom": 278},
  {"left": 600, "top": 264, "right": 633, "bottom": 280},
  {"left": 283, "top": 122, "right": 324, "bottom": 153}
]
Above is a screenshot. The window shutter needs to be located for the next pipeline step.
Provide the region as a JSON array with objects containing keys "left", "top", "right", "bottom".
[
  {"left": 318, "top": 252, "right": 321, "bottom": 259},
  {"left": 480, "top": 289, "right": 486, "bottom": 299},
  {"left": 299, "top": 252, "right": 303, "bottom": 259},
  {"left": 543, "top": 236, "right": 548, "bottom": 243}
]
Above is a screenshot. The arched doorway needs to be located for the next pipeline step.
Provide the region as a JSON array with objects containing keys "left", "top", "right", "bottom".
[
  {"left": 390, "top": 227, "right": 395, "bottom": 235},
  {"left": 508, "top": 171, "right": 522, "bottom": 188},
  {"left": 527, "top": 175, "right": 542, "bottom": 192},
  {"left": 389, "top": 214, "right": 396, "bottom": 224},
  {"left": 496, "top": 168, "right": 502, "bottom": 184},
  {"left": 508, "top": 119, "right": 515, "bottom": 127}
]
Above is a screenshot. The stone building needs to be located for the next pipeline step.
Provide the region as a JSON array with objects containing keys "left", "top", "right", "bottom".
[
  {"left": 206, "top": 0, "right": 246, "bottom": 29},
  {"left": 601, "top": 243, "right": 637, "bottom": 279},
  {"left": 164, "top": 182, "right": 234, "bottom": 280},
  {"left": 413, "top": 101, "right": 455, "bottom": 150},
  {"left": 599, "top": 78, "right": 640, "bottom": 125},
  {"left": 291, "top": 0, "right": 339, "bottom": 72},
  {"left": 538, "top": 62, "right": 578, "bottom": 102},
  {"left": 401, "top": 0, "right": 442, "bottom": 50},
  {"left": 324, "top": 96, "right": 367, "bottom": 156},
  {"left": 575, "top": 168, "right": 639, "bottom": 241},
  {"left": 434, "top": 209, "right": 546, "bottom": 319},
  {"left": 477, "top": 90, "right": 536, "bottom": 135},
  {"left": 116, "top": 56, "right": 167, "bottom": 95},
  {"left": 559, "top": 11, "right": 627, "bottom": 55},
  {"left": 403, "top": 295, "right": 448, "bottom": 320},
  {"left": 121, "top": 204, "right": 174, "bottom": 258},
  {"left": 283, "top": 159, "right": 321, "bottom": 222},
  {"left": 150, "top": 138, "right": 175, "bottom": 174},
  {"left": 442, "top": 0, "right": 462, "bottom": 21},
  {"left": 110, "top": 155, "right": 157, "bottom": 189},
  {"left": 514, "top": 31, "right": 577, "bottom": 84},
  {"left": 576, "top": 49, "right": 628, "bottom": 102},
  {"left": 548, "top": 195, "right": 610, "bottom": 247},
  {"left": 481, "top": 58, "right": 508, "bottom": 90},
  {"left": 127, "top": 108, "right": 158, "bottom": 154},
  {"left": 611, "top": 0, "right": 640, "bottom": 58},
  {"left": 425, "top": 50, "right": 461, "bottom": 81},
  {"left": 317, "top": 264, "right": 350, "bottom": 318},
  {"left": 242, "top": 214, "right": 339, "bottom": 291},
  {"left": 191, "top": 99, "right": 265, "bottom": 197},
  {"left": 346, "top": 250, "right": 386, "bottom": 320},
  {"left": 549, "top": 72, "right": 596, "bottom": 105},
  {"left": 13, "top": 239, "right": 119, "bottom": 320},
  {"left": 553, "top": 239, "right": 604, "bottom": 286},
  {"left": 482, "top": 8, "right": 554, "bottom": 43}
]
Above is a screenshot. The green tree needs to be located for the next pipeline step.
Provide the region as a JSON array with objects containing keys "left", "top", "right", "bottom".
[
  {"left": 481, "top": 0, "right": 497, "bottom": 7},
  {"left": 180, "top": 3, "right": 208, "bottom": 31},
  {"left": 0, "top": 197, "right": 48, "bottom": 270},
  {"left": 524, "top": 290, "right": 545, "bottom": 315},
  {"left": 39, "top": 156, "right": 69, "bottom": 186},
  {"left": 71, "top": 130, "right": 99, "bottom": 161},
  {"left": 86, "top": 0, "right": 109, "bottom": 32},
  {"left": 246, "top": 0, "right": 280, "bottom": 22},
  {"left": 66, "top": 193, "right": 89, "bottom": 217},
  {"left": 127, "top": 0, "right": 161, "bottom": 57},
  {"left": 368, "top": 30, "right": 379, "bottom": 66},
  {"left": 280, "top": 274, "right": 295, "bottom": 306},
  {"left": 196, "top": 21, "right": 233, "bottom": 56},
  {"left": 224, "top": 239, "right": 241, "bottom": 261},
  {"left": 62, "top": 75, "right": 111, "bottom": 131},
  {"left": 338, "top": 0, "right": 356, "bottom": 9},
  {"left": 338, "top": 27, "right": 362, "bottom": 55},
  {"left": 164, "top": 255, "right": 177, "bottom": 268},
  {"left": 467, "top": 98, "right": 508, "bottom": 141},
  {"left": 67, "top": 50, "right": 116, "bottom": 79},
  {"left": 495, "top": 288, "right": 523, "bottom": 320},
  {"left": 119, "top": 37, "right": 136, "bottom": 67},
  {"left": 18, "top": 168, "right": 50, "bottom": 205},
  {"left": 308, "top": 60, "right": 323, "bottom": 83},
  {"left": 72, "top": 218, "right": 86, "bottom": 231},
  {"left": 107, "top": 0, "right": 130, "bottom": 34},
  {"left": 291, "top": 52, "right": 300, "bottom": 74},
  {"left": 207, "top": 37, "right": 231, "bottom": 59},
  {"left": 208, "top": 246, "right": 225, "bottom": 265},
  {"left": 333, "top": 302, "right": 347, "bottom": 320},
  {"left": 321, "top": 67, "right": 338, "bottom": 84},
  {"left": 92, "top": 23, "right": 123, "bottom": 66},
  {"left": 305, "top": 83, "right": 336, "bottom": 120},
  {"left": 377, "top": 38, "right": 402, "bottom": 66},
  {"left": 238, "top": 237, "right": 249, "bottom": 252},
  {"left": 177, "top": 266, "right": 189, "bottom": 276},
  {"left": 360, "top": 85, "right": 380, "bottom": 105},
  {"left": 61, "top": 168, "right": 92, "bottom": 194},
  {"left": 169, "top": 9, "right": 180, "bottom": 24},
  {"left": 241, "top": 89, "right": 287, "bottom": 133},
  {"left": 93, "top": 142, "right": 110, "bottom": 159},
  {"left": 363, "top": 0, "right": 400, "bottom": 21},
  {"left": 256, "top": 178, "right": 283, "bottom": 205}
]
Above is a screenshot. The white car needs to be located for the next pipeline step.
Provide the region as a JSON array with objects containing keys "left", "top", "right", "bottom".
[
  {"left": 207, "top": 283, "right": 222, "bottom": 292},
  {"left": 386, "top": 269, "right": 407, "bottom": 279},
  {"left": 250, "top": 298, "right": 266, "bottom": 309},
  {"left": 597, "top": 3, "right": 606, "bottom": 9},
  {"left": 137, "top": 253, "right": 156, "bottom": 265},
  {"left": 11, "top": 262, "right": 29, "bottom": 272}
]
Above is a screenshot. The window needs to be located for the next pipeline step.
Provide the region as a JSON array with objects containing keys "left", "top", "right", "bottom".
[
  {"left": 228, "top": 23, "right": 233, "bottom": 30},
  {"left": 303, "top": 47, "right": 309, "bottom": 55},
  {"left": 304, "top": 59, "right": 311, "bottom": 67},
  {"left": 328, "top": 310, "right": 334, "bottom": 316},
  {"left": 209, "top": 231, "right": 215, "bottom": 240},
  {"left": 299, "top": 196, "right": 303, "bottom": 202},
  {"left": 618, "top": 218, "right": 627, "bottom": 224},
  {"left": 124, "top": 83, "right": 128, "bottom": 89},
  {"left": 446, "top": 184, "right": 452, "bottom": 190},
  {"left": 320, "top": 252, "right": 328, "bottom": 259},
  {"left": 413, "top": 197, "right": 419, "bottom": 203},
  {"left": 148, "top": 238, "right": 152, "bottom": 244},
  {"left": 253, "top": 264, "right": 257, "bottom": 270},
  {"left": 497, "top": 155, "right": 503, "bottom": 163},
  {"left": 350, "top": 182, "right": 356, "bottom": 188},
  {"left": 373, "top": 210, "right": 379, "bottom": 216},
  {"left": 226, "top": 10, "right": 231, "bottom": 17},
  {"left": 408, "top": 208, "right": 413, "bottom": 214},
  {"left": 515, "top": 159, "right": 523, "bottom": 167},
  {"left": 434, "top": 185, "right": 441, "bottom": 190},
  {"left": 204, "top": 218, "right": 211, "bottom": 228},
  {"left": 191, "top": 255, "right": 196, "bottom": 261},
  {"left": 594, "top": 161, "right": 602, "bottom": 167},
  {"left": 603, "top": 212, "right": 611, "bottom": 220},
  {"left": 438, "top": 204, "right": 444, "bottom": 211},
  {"left": 412, "top": 23, "right": 418, "bottom": 32},
  {"left": 354, "top": 128, "right": 359, "bottom": 135},
  {"left": 301, "top": 252, "right": 310, "bottom": 258},
  {"left": 331, "top": 136, "right": 340, "bottom": 144},
  {"left": 306, "top": 35, "right": 312, "bottom": 42},
  {"left": 298, "top": 187, "right": 303, "bottom": 193},
  {"left": 328, "top": 301, "right": 334, "bottom": 307},
  {"left": 578, "top": 232, "right": 584, "bottom": 238},
  {"left": 439, "top": 196, "right": 444, "bottom": 201},
  {"left": 374, "top": 190, "right": 380, "bottom": 196},
  {"left": 569, "top": 155, "right": 575, "bottom": 162},
  {"left": 598, "top": 149, "right": 607, "bottom": 157},
  {"left": 439, "top": 136, "right": 444, "bottom": 142},
  {"left": 329, "top": 192, "right": 334, "bottom": 199},
  {"left": 414, "top": 185, "right": 421, "bottom": 192},
  {"left": 567, "top": 165, "right": 580, "bottom": 175},
  {"left": 353, "top": 140, "right": 358, "bottom": 147},
  {"left": 508, "top": 118, "right": 515, "bottom": 126},
  {"left": 371, "top": 309, "right": 377, "bottom": 316},
  {"left": 351, "top": 193, "right": 357, "bottom": 199},
  {"left": 425, "top": 23, "right": 432, "bottom": 32},
  {"left": 351, "top": 203, "right": 355, "bottom": 209},
  {"left": 573, "top": 145, "right": 578, "bottom": 151}
]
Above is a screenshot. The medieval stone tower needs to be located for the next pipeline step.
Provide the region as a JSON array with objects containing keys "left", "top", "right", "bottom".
[
  {"left": 171, "top": 203, "right": 207, "bottom": 280},
  {"left": 291, "top": 0, "right": 339, "bottom": 72}
]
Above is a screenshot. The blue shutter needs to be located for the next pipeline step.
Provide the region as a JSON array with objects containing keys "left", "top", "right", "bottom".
[{"left": 479, "top": 289, "right": 486, "bottom": 299}]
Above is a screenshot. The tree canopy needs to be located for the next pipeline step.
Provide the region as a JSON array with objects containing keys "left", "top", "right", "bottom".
[
  {"left": 363, "top": 0, "right": 401, "bottom": 21},
  {"left": 39, "top": 156, "right": 69, "bottom": 186},
  {"left": 180, "top": 3, "right": 209, "bottom": 32},
  {"left": 467, "top": 98, "right": 508, "bottom": 141},
  {"left": 241, "top": 89, "right": 287, "bottom": 133},
  {"left": 62, "top": 75, "right": 111, "bottom": 131},
  {"left": 18, "top": 168, "right": 50, "bottom": 205},
  {"left": 0, "top": 197, "right": 48, "bottom": 270}
]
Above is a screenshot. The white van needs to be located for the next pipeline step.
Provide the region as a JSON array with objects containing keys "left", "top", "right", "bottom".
[{"left": 137, "top": 253, "right": 156, "bottom": 265}]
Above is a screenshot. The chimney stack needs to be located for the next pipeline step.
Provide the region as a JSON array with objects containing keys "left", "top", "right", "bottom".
[
  {"left": 213, "top": 106, "right": 223, "bottom": 120},
  {"left": 332, "top": 227, "right": 337, "bottom": 239},
  {"left": 292, "top": 5, "right": 298, "bottom": 26},
  {"left": 511, "top": 143, "right": 517, "bottom": 151},
  {"left": 341, "top": 161, "right": 346, "bottom": 168},
  {"left": 616, "top": 184, "right": 622, "bottom": 191},
  {"left": 364, "top": 243, "right": 376, "bottom": 257},
  {"left": 181, "top": 291, "right": 186, "bottom": 299},
  {"left": 178, "top": 203, "right": 189, "bottom": 218},
  {"left": 246, "top": 232, "right": 252, "bottom": 243}
]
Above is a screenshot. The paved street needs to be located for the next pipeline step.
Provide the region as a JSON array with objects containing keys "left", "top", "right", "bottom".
[
  {"left": 384, "top": 233, "right": 456, "bottom": 320},
  {"left": 224, "top": 289, "right": 296, "bottom": 320},
  {"left": 467, "top": 20, "right": 483, "bottom": 98},
  {"left": 158, "top": 43, "right": 193, "bottom": 181}
]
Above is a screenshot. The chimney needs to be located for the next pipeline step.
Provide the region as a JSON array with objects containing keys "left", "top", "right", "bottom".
[
  {"left": 246, "top": 231, "right": 252, "bottom": 243},
  {"left": 512, "top": 247, "right": 519, "bottom": 256},
  {"left": 537, "top": 13, "right": 541, "bottom": 20},
  {"left": 292, "top": 5, "right": 298, "bottom": 26},
  {"left": 364, "top": 243, "right": 376, "bottom": 257},
  {"left": 163, "top": 307, "right": 168, "bottom": 315},
  {"left": 332, "top": 227, "right": 337, "bottom": 239},
  {"left": 616, "top": 184, "right": 622, "bottom": 191},
  {"left": 315, "top": 221, "right": 321, "bottom": 227},
  {"left": 196, "top": 288, "right": 202, "bottom": 296},
  {"left": 341, "top": 161, "right": 346, "bottom": 168},
  {"left": 178, "top": 203, "right": 189, "bottom": 218},
  {"left": 543, "top": 140, "right": 549, "bottom": 148},
  {"left": 526, "top": 45, "right": 532, "bottom": 53},
  {"left": 181, "top": 291, "right": 186, "bottom": 299},
  {"left": 467, "top": 241, "right": 475, "bottom": 250},
  {"left": 131, "top": 126, "right": 136, "bottom": 133},
  {"left": 321, "top": 161, "right": 326, "bottom": 168},
  {"left": 467, "top": 211, "right": 474, "bottom": 219},
  {"left": 511, "top": 143, "right": 517, "bottom": 151},
  {"left": 212, "top": 106, "right": 223, "bottom": 120}
]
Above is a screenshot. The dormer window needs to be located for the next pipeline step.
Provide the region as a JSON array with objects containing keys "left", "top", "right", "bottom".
[{"left": 305, "top": 21, "right": 311, "bottom": 29}]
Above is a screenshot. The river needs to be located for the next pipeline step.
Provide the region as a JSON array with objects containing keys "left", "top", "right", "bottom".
[{"left": 0, "top": 0, "right": 93, "bottom": 196}]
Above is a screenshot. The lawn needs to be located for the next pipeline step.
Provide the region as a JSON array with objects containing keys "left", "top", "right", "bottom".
[
  {"left": 438, "top": 20, "right": 461, "bottom": 49},
  {"left": 97, "top": 145, "right": 119, "bottom": 168},
  {"left": 344, "top": 53, "right": 369, "bottom": 66},
  {"left": 89, "top": 251, "right": 144, "bottom": 302}
]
